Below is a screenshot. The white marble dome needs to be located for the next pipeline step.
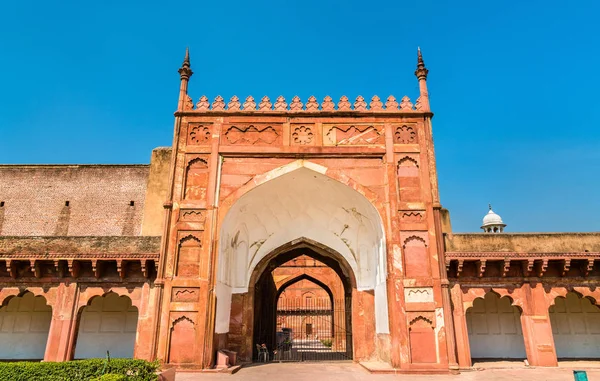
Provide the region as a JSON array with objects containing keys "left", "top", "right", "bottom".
[{"left": 481, "top": 205, "right": 506, "bottom": 233}]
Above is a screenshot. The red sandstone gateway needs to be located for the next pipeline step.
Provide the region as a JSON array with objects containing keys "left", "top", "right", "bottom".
[{"left": 0, "top": 49, "right": 598, "bottom": 372}]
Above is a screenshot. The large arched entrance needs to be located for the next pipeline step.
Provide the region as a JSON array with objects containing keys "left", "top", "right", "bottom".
[{"left": 216, "top": 163, "right": 388, "bottom": 362}]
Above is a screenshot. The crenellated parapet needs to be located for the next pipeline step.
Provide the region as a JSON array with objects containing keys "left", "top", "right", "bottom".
[{"left": 181, "top": 94, "right": 427, "bottom": 113}]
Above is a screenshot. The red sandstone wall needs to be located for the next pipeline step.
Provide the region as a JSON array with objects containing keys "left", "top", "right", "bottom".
[{"left": 0, "top": 165, "right": 149, "bottom": 236}]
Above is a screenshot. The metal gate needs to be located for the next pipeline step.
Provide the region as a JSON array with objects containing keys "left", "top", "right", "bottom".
[{"left": 271, "top": 297, "right": 352, "bottom": 361}]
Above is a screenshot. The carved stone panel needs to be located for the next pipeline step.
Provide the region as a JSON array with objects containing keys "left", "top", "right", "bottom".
[
  {"left": 179, "top": 209, "right": 207, "bottom": 228},
  {"left": 394, "top": 124, "right": 418, "bottom": 144},
  {"left": 172, "top": 287, "right": 200, "bottom": 302},
  {"left": 405, "top": 287, "right": 434, "bottom": 303},
  {"left": 222, "top": 124, "right": 283, "bottom": 146},
  {"left": 400, "top": 211, "right": 425, "bottom": 223},
  {"left": 323, "top": 124, "right": 384, "bottom": 146},
  {"left": 187, "top": 124, "right": 212, "bottom": 145},
  {"left": 183, "top": 156, "right": 209, "bottom": 201},
  {"left": 291, "top": 124, "right": 315, "bottom": 146}
]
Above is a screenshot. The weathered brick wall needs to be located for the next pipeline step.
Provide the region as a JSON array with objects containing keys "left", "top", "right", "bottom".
[{"left": 0, "top": 165, "right": 149, "bottom": 236}]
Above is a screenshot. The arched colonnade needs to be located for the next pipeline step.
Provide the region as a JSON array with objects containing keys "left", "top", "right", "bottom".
[
  {"left": 451, "top": 284, "right": 600, "bottom": 368},
  {"left": 0, "top": 284, "right": 155, "bottom": 362}
]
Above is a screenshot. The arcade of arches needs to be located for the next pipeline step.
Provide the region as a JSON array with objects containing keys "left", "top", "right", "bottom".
[{"left": 0, "top": 50, "right": 599, "bottom": 372}]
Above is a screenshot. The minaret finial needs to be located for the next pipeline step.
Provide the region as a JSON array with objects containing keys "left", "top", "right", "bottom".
[
  {"left": 415, "top": 47, "right": 428, "bottom": 80},
  {"left": 178, "top": 47, "right": 193, "bottom": 80}
]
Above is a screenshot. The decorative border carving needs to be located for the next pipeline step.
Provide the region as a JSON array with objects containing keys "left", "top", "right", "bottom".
[
  {"left": 400, "top": 211, "right": 425, "bottom": 223},
  {"left": 323, "top": 124, "right": 384, "bottom": 146},
  {"left": 222, "top": 124, "right": 282, "bottom": 145}
]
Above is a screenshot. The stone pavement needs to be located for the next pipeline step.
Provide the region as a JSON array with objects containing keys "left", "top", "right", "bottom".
[{"left": 175, "top": 362, "right": 600, "bottom": 381}]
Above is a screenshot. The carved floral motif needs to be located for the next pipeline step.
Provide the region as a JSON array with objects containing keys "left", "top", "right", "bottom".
[
  {"left": 292, "top": 125, "right": 314, "bottom": 145},
  {"left": 394, "top": 125, "right": 417, "bottom": 144},
  {"left": 188, "top": 125, "right": 211, "bottom": 145}
]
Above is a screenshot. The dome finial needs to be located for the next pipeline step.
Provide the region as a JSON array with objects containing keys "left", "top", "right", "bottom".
[{"left": 488, "top": 203, "right": 492, "bottom": 211}]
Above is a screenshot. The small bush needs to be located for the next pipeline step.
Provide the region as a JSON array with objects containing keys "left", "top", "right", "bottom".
[
  {"left": 320, "top": 339, "right": 333, "bottom": 348},
  {"left": 0, "top": 358, "right": 159, "bottom": 381}
]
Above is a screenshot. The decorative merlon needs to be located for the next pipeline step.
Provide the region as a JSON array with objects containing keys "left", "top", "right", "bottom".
[{"left": 183, "top": 95, "right": 426, "bottom": 112}]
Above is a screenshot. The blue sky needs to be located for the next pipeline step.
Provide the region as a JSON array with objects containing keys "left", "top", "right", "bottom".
[{"left": 0, "top": 1, "right": 598, "bottom": 233}]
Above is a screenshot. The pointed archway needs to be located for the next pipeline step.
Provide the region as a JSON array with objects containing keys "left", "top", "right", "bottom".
[{"left": 215, "top": 163, "right": 388, "bottom": 362}]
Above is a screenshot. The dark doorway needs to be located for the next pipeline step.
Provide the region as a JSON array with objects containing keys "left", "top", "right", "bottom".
[{"left": 252, "top": 247, "right": 353, "bottom": 362}]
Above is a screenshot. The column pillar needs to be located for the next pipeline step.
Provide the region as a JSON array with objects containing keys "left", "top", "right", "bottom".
[
  {"left": 44, "top": 283, "right": 79, "bottom": 362},
  {"left": 520, "top": 282, "right": 558, "bottom": 367},
  {"left": 449, "top": 284, "right": 471, "bottom": 368},
  {"left": 133, "top": 282, "right": 159, "bottom": 361}
]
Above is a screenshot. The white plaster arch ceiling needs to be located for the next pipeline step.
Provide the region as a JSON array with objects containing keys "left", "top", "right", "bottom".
[{"left": 216, "top": 161, "right": 390, "bottom": 334}]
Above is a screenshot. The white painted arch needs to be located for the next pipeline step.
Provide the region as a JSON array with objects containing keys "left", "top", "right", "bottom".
[
  {"left": 216, "top": 160, "right": 389, "bottom": 334},
  {"left": 0, "top": 292, "right": 52, "bottom": 360}
]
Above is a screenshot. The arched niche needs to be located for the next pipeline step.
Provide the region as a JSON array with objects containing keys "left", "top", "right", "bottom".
[
  {"left": 0, "top": 291, "right": 52, "bottom": 360},
  {"left": 549, "top": 292, "right": 600, "bottom": 359},
  {"left": 168, "top": 315, "right": 197, "bottom": 364},
  {"left": 465, "top": 292, "right": 526, "bottom": 360},
  {"left": 74, "top": 292, "right": 138, "bottom": 359}
]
